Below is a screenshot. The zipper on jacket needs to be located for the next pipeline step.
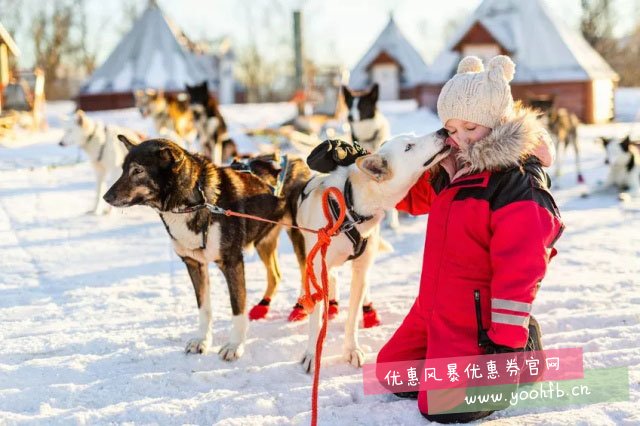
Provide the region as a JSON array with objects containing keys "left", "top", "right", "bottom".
[{"left": 474, "top": 289, "right": 491, "bottom": 348}]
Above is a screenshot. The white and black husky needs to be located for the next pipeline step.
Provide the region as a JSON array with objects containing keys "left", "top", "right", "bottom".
[
  {"left": 59, "top": 110, "right": 142, "bottom": 215},
  {"left": 342, "top": 84, "right": 400, "bottom": 229},
  {"left": 586, "top": 136, "right": 640, "bottom": 200},
  {"left": 295, "top": 130, "right": 450, "bottom": 372}
]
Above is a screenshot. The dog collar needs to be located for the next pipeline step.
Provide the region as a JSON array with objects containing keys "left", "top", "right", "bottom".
[{"left": 326, "top": 179, "right": 373, "bottom": 261}]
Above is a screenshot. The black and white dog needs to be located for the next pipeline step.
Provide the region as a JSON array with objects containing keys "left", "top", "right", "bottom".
[
  {"left": 295, "top": 130, "right": 451, "bottom": 372},
  {"left": 342, "top": 84, "right": 399, "bottom": 229},
  {"left": 185, "top": 81, "right": 238, "bottom": 165},
  {"left": 104, "top": 136, "right": 310, "bottom": 360},
  {"left": 586, "top": 136, "right": 640, "bottom": 200}
]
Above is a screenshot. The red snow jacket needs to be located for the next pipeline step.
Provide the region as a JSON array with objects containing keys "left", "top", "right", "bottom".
[{"left": 397, "top": 107, "right": 564, "bottom": 349}]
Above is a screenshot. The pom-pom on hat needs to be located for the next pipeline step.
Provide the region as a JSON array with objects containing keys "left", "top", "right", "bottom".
[{"left": 437, "top": 55, "right": 516, "bottom": 129}]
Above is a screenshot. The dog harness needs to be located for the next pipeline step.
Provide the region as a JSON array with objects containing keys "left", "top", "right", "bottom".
[
  {"left": 327, "top": 179, "right": 373, "bottom": 261},
  {"left": 160, "top": 172, "right": 215, "bottom": 250},
  {"left": 228, "top": 154, "right": 290, "bottom": 197},
  {"left": 165, "top": 157, "right": 291, "bottom": 250},
  {"left": 85, "top": 122, "right": 108, "bottom": 162}
]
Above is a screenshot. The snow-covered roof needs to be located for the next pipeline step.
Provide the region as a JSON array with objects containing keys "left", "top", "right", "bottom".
[
  {"left": 349, "top": 16, "right": 429, "bottom": 89},
  {"left": 80, "top": 3, "right": 210, "bottom": 94},
  {"left": 425, "top": 0, "right": 619, "bottom": 85},
  {"left": 0, "top": 22, "right": 20, "bottom": 57}
]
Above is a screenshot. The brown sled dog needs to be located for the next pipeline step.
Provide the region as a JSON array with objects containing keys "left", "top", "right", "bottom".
[
  {"left": 529, "top": 97, "right": 583, "bottom": 183},
  {"left": 104, "top": 136, "right": 310, "bottom": 361},
  {"left": 134, "top": 89, "right": 197, "bottom": 144}
]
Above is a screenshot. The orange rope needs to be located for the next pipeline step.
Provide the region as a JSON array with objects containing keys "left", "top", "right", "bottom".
[
  {"left": 225, "top": 187, "right": 346, "bottom": 426},
  {"left": 221, "top": 210, "right": 319, "bottom": 235}
]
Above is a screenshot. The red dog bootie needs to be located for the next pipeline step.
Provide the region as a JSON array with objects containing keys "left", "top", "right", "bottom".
[
  {"left": 288, "top": 302, "right": 308, "bottom": 322},
  {"left": 328, "top": 299, "right": 339, "bottom": 319},
  {"left": 249, "top": 297, "right": 271, "bottom": 321},
  {"left": 362, "top": 303, "right": 381, "bottom": 328}
]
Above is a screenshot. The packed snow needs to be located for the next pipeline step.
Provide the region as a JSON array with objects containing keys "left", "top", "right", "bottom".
[{"left": 0, "top": 99, "right": 639, "bottom": 425}]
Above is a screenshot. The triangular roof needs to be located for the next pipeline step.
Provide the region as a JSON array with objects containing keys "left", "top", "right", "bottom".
[
  {"left": 0, "top": 23, "right": 20, "bottom": 56},
  {"left": 425, "top": 0, "right": 619, "bottom": 85},
  {"left": 349, "top": 15, "right": 429, "bottom": 89},
  {"left": 80, "top": 3, "right": 209, "bottom": 94}
]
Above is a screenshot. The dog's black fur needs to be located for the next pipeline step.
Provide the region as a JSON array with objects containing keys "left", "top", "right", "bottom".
[
  {"left": 186, "top": 81, "right": 238, "bottom": 163},
  {"left": 104, "top": 137, "right": 310, "bottom": 348}
]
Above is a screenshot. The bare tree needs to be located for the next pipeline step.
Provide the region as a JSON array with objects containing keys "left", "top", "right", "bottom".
[
  {"left": 580, "top": 0, "right": 640, "bottom": 86},
  {"left": 0, "top": 0, "right": 23, "bottom": 73},
  {"left": 32, "top": 1, "right": 81, "bottom": 97},
  {"left": 235, "top": 0, "right": 293, "bottom": 102},
  {"left": 75, "top": 0, "right": 109, "bottom": 75},
  {"left": 609, "top": 23, "right": 640, "bottom": 86},
  {"left": 118, "top": 0, "right": 145, "bottom": 36},
  {"left": 0, "top": 0, "right": 23, "bottom": 38},
  {"left": 580, "top": 0, "right": 614, "bottom": 48}
]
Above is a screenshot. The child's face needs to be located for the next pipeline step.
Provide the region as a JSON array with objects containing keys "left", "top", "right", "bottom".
[{"left": 444, "top": 119, "right": 492, "bottom": 151}]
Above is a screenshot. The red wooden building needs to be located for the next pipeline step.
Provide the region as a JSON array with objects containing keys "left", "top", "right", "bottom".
[{"left": 421, "top": 0, "right": 619, "bottom": 124}]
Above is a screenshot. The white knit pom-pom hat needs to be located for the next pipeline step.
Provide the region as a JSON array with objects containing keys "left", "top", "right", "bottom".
[{"left": 437, "top": 55, "right": 516, "bottom": 129}]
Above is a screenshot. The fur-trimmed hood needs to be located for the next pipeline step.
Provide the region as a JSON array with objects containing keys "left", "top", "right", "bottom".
[{"left": 456, "top": 105, "right": 554, "bottom": 173}]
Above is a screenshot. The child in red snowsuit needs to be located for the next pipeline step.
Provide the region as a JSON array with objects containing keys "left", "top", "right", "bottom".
[{"left": 376, "top": 56, "right": 564, "bottom": 422}]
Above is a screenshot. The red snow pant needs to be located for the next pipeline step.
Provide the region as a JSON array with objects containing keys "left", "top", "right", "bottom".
[{"left": 376, "top": 298, "right": 497, "bottom": 422}]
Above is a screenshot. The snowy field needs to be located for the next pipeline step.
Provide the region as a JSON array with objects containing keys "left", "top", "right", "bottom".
[{"left": 0, "top": 99, "right": 639, "bottom": 425}]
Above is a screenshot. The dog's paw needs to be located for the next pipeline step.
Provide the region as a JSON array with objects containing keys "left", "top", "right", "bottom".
[
  {"left": 343, "top": 346, "right": 365, "bottom": 368},
  {"left": 301, "top": 351, "right": 315, "bottom": 374},
  {"left": 185, "top": 338, "right": 210, "bottom": 354},
  {"left": 218, "top": 342, "right": 244, "bottom": 361}
]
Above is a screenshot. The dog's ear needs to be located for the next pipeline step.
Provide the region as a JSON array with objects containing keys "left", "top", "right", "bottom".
[
  {"left": 621, "top": 136, "right": 630, "bottom": 151},
  {"left": 75, "top": 109, "right": 86, "bottom": 126},
  {"left": 369, "top": 83, "right": 379, "bottom": 102},
  {"left": 600, "top": 137, "right": 611, "bottom": 147},
  {"left": 158, "top": 145, "right": 184, "bottom": 166},
  {"left": 342, "top": 85, "right": 353, "bottom": 103},
  {"left": 356, "top": 154, "right": 392, "bottom": 182},
  {"left": 118, "top": 134, "right": 137, "bottom": 151}
]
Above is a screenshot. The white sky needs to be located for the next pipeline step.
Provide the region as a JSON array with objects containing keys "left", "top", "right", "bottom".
[{"left": 10, "top": 0, "right": 640, "bottom": 70}]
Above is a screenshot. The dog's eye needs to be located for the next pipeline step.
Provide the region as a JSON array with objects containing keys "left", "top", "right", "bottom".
[
  {"left": 130, "top": 167, "right": 143, "bottom": 176},
  {"left": 405, "top": 143, "right": 414, "bottom": 152}
]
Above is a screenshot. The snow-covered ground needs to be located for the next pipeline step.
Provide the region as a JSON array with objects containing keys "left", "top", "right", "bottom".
[
  {"left": 0, "top": 102, "right": 639, "bottom": 425},
  {"left": 616, "top": 88, "right": 640, "bottom": 123}
]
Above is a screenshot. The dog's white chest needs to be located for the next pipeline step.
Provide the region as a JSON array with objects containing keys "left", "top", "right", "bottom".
[
  {"left": 160, "top": 212, "right": 221, "bottom": 261},
  {"left": 610, "top": 164, "right": 632, "bottom": 186}
]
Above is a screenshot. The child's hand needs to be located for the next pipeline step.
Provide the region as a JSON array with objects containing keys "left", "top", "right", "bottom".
[
  {"left": 481, "top": 339, "right": 524, "bottom": 354},
  {"left": 479, "top": 329, "right": 524, "bottom": 354}
]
